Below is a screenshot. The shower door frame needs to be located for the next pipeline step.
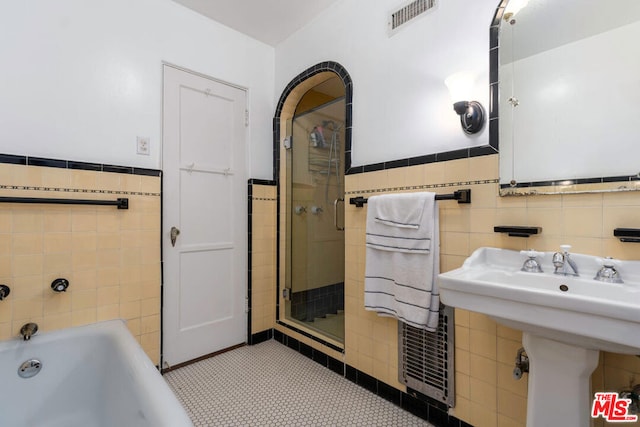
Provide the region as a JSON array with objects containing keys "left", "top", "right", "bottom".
[
  {"left": 273, "top": 63, "right": 353, "bottom": 352},
  {"left": 287, "top": 98, "right": 346, "bottom": 343}
]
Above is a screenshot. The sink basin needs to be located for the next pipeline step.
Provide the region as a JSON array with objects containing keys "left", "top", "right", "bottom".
[
  {"left": 438, "top": 247, "right": 640, "bottom": 427},
  {"left": 438, "top": 247, "right": 640, "bottom": 354}
]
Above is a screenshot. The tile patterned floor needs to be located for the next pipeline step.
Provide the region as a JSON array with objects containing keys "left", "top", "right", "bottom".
[{"left": 164, "top": 340, "right": 433, "bottom": 427}]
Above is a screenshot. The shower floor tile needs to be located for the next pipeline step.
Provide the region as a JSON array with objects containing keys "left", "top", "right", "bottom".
[{"left": 164, "top": 340, "right": 434, "bottom": 427}]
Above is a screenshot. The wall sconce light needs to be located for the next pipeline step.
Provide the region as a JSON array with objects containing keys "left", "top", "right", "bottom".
[{"left": 444, "top": 72, "right": 485, "bottom": 135}]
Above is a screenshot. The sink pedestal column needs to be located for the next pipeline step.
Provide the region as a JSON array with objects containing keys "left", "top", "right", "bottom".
[{"left": 523, "top": 333, "right": 600, "bottom": 427}]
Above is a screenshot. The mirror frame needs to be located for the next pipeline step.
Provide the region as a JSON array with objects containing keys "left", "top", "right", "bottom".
[{"left": 491, "top": 0, "right": 640, "bottom": 196}]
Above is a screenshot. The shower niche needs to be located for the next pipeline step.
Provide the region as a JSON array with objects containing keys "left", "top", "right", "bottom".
[{"left": 284, "top": 76, "right": 346, "bottom": 344}]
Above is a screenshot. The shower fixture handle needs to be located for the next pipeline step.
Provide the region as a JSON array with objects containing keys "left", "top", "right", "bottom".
[
  {"left": 170, "top": 226, "right": 180, "bottom": 247},
  {"left": 334, "top": 198, "right": 344, "bottom": 231},
  {"left": 0, "top": 284, "right": 10, "bottom": 301},
  {"left": 51, "top": 278, "right": 69, "bottom": 292}
]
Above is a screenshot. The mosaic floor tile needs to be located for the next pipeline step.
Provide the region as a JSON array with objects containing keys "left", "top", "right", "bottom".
[{"left": 164, "top": 340, "right": 433, "bottom": 426}]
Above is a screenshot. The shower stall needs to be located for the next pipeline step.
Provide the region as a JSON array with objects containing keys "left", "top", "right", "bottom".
[{"left": 284, "top": 97, "right": 346, "bottom": 344}]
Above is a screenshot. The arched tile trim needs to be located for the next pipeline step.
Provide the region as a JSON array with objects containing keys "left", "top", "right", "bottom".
[{"left": 272, "top": 61, "right": 353, "bottom": 181}]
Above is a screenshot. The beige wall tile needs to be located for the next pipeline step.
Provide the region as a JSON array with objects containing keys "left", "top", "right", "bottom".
[
  {"left": 470, "top": 329, "right": 497, "bottom": 360},
  {"left": 13, "top": 212, "right": 43, "bottom": 233},
  {"left": 470, "top": 155, "right": 498, "bottom": 181},
  {"left": 14, "top": 254, "right": 44, "bottom": 277},
  {"left": 0, "top": 234, "right": 11, "bottom": 256},
  {"left": 470, "top": 377, "right": 497, "bottom": 409},
  {"left": 13, "top": 233, "right": 43, "bottom": 255},
  {"left": 97, "top": 304, "right": 120, "bottom": 321},
  {"left": 497, "top": 363, "right": 528, "bottom": 397},
  {"left": 497, "top": 389, "right": 527, "bottom": 421},
  {"left": 71, "top": 212, "right": 97, "bottom": 232},
  {"left": 11, "top": 275, "right": 42, "bottom": 299},
  {"left": 469, "top": 312, "right": 497, "bottom": 333},
  {"left": 562, "top": 207, "right": 603, "bottom": 238},
  {"left": 72, "top": 308, "right": 97, "bottom": 326},
  {"left": 470, "top": 353, "right": 497, "bottom": 385},
  {"left": 43, "top": 293, "right": 71, "bottom": 315},
  {"left": 72, "top": 289, "right": 97, "bottom": 311},
  {"left": 444, "top": 159, "right": 470, "bottom": 183},
  {"left": 44, "top": 211, "right": 71, "bottom": 232},
  {"left": 1, "top": 166, "right": 161, "bottom": 363},
  {"left": 456, "top": 325, "right": 470, "bottom": 351},
  {"left": 43, "top": 312, "right": 73, "bottom": 331},
  {"left": 496, "top": 337, "right": 523, "bottom": 365},
  {"left": 41, "top": 168, "right": 70, "bottom": 188},
  {"left": 472, "top": 183, "right": 499, "bottom": 209}
]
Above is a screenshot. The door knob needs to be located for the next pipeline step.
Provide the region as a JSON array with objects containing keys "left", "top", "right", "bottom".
[{"left": 170, "top": 226, "right": 180, "bottom": 247}]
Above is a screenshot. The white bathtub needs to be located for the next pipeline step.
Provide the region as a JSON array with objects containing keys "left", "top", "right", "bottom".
[{"left": 0, "top": 320, "right": 193, "bottom": 427}]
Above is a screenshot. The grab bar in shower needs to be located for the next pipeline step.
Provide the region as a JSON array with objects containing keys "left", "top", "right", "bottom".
[
  {"left": 349, "top": 189, "right": 471, "bottom": 207},
  {"left": 0, "top": 196, "right": 129, "bottom": 209}
]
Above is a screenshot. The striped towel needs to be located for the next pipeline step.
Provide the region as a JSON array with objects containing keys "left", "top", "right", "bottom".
[{"left": 364, "top": 192, "right": 440, "bottom": 331}]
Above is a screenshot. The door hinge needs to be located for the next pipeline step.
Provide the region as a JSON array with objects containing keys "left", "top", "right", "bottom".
[
  {"left": 245, "top": 297, "right": 249, "bottom": 313},
  {"left": 282, "top": 288, "right": 290, "bottom": 300},
  {"left": 245, "top": 110, "right": 249, "bottom": 127}
]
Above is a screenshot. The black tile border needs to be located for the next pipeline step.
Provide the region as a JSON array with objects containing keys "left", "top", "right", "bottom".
[
  {"left": 265, "top": 329, "right": 472, "bottom": 427},
  {"left": 273, "top": 61, "right": 353, "bottom": 182},
  {"left": 249, "top": 329, "right": 273, "bottom": 345},
  {"left": 0, "top": 153, "right": 161, "bottom": 177},
  {"left": 344, "top": 146, "right": 497, "bottom": 176},
  {"left": 275, "top": 320, "right": 344, "bottom": 354}
]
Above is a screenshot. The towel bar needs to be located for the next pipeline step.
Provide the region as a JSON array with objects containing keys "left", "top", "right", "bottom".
[
  {"left": 349, "top": 189, "right": 471, "bottom": 207},
  {"left": 0, "top": 196, "right": 129, "bottom": 209}
]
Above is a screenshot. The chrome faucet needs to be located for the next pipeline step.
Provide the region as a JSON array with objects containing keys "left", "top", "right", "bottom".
[
  {"left": 594, "top": 257, "right": 623, "bottom": 283},
  {"left": 20, "top": 322, "right": 38, "bottom": 341},
  {"left": 552, "top": 245, "right": 579, "bottom": 276},
  {"left": 520, "top": 249, "right": 543, "bottom": 273}
]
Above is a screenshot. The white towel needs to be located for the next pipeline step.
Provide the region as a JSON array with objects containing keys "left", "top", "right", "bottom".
[
  {"left": 364, "top": 192, "right": 440, "bottom": 331},
  {"left": 371, "top": 192, "right": 427, "bottom": 229}
]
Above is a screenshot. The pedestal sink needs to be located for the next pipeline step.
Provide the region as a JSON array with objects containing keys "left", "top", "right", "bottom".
[{"left": 438, "top": 247, "right": 640, "bottom": 427}]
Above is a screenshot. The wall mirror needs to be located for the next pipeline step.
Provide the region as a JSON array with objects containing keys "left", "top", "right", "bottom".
[{"left": 495, "top": 0, "right": 640, "bottom": 195}]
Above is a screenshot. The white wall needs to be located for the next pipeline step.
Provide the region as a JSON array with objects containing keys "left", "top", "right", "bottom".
[
  {"left": 0, "top": 0, "right": 275, "bottom": 178},
  {"left": 275, "top": 0, "right": 499, "bottom": 167}
]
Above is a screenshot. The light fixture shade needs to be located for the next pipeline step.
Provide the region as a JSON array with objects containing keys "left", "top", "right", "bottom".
[{"left": 444, "top": 72, "right": 476, "bottom": 104}]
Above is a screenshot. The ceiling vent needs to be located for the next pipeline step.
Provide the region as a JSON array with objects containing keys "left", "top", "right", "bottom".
[{"left": 388, "top": 0, "right": 436, "bottom": 36}]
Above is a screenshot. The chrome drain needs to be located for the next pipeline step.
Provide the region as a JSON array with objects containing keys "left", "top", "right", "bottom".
[{"left": 18, "top": 359, "right": 42, "bottom": 378}]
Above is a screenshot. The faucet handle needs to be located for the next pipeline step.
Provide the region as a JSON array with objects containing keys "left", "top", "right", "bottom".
[
  {"left": 560, "top": 244, "right": 572, "bottom": 254},
  {"left": 520, "top": 250, "right": 544, "bottom": 273},
  {"left": 0, "top": 284, "right": 10, "bottom": 301},
  {"left": 599, "top": 257, "right": 618, "bottom": 268},
  {"left": 520, "top": 249, "right": 543, "bottom": 258},
  {"left": 594, "top": 257, "right": 623, "bottom": 283}
]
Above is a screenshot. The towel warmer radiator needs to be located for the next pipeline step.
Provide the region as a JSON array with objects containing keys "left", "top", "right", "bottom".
[{"left": 399, "top": 304, "right": 455, "bottom": 407}]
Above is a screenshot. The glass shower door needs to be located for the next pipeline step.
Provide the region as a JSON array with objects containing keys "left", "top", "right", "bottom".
[{"left": 286, "top": 99, "right": 345, "bottom": 343}]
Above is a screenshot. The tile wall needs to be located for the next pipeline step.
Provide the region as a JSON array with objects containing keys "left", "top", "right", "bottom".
[
  {"left": 0, "top": 161, "right": 161, "bottom": 364},
  {"left": 263, "top": 152, "right": 640, "bottom": 426},
  {"left": 249, "top": 183, "right": 277, "bottom": 335},
  {"left": 344, "top": 154, "right": 640, "bottom": 427}
]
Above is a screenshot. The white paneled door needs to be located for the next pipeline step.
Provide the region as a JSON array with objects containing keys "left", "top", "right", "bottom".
[{"left": 162, "top": 64, "right": 247, "bottom": 367}]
